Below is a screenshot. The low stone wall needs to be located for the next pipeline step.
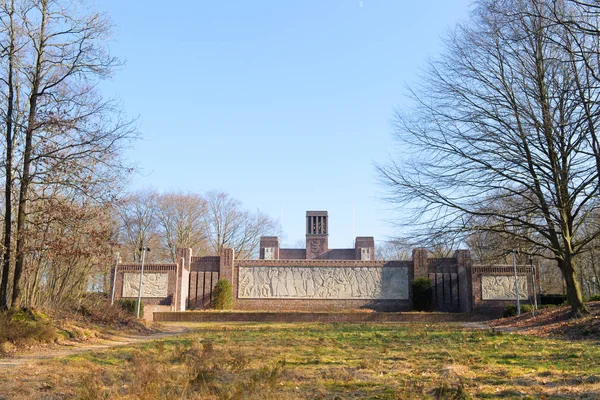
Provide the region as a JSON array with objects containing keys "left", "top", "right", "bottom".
[
  {"left": 154, "top": 311, "right": 493, "bottom": 323},
  {"left": 143, "top": 305, "right": 172, "bottom": 322}
]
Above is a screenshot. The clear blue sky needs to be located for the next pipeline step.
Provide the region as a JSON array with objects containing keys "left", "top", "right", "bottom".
[{"left": 95, "top": 0, "right": 472, "bottom": 249}]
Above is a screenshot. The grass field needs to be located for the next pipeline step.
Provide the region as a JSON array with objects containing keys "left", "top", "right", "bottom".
[{"left": 1, "top": 322, "right": 599, "bottom": 399}]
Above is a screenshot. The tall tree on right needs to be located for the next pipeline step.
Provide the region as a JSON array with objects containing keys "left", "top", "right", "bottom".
[{"left": 378, "top": 0, "right": 600, "bottom": 317}]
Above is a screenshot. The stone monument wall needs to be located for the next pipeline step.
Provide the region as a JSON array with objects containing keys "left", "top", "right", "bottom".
[
  {"left": 112, "top": 247, "right": 541, "bottom": 317},
  {"left": 232, "top": 259, "right": 413, "bottom": 311},
  {"left": 112, "top": 263, "right": 178, "bottom": 308},
  {"left": 471, "top": 265, "right": 539, "bottom": 316}
]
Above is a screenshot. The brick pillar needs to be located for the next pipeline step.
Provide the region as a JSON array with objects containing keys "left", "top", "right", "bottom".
[
  {"left": 259, "top": 236, "right": 280, "bottom": 260},
  {"left": 219, "top": 247, "right": 235, "bottom": 308},
  {"left": 219, "top": 247, "right": 235, "bottom": 283},
  {"left": 355, "top": 237, "right": 375, "bottom": 260},
  {"left": 412, "top": 248, "right": 428, "bottom": 279},
  {"left": 174, "top": 249, "right": 192, "bottom": 311},
  {"left": 455, "top": 249, "right": 472, "bottom": 313},
  {"left": 176, "top": 248, "right": 192, "bottom": 270}
]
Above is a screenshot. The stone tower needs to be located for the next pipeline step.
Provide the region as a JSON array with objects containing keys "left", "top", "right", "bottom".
[{"left": 306, "top": 211, "right": 328, "bottom": 259}]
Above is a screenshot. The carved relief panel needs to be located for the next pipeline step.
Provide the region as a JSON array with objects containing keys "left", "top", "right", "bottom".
[
  {"left": 264, "top": 247, "right": 275, "bottom": 260},
  {"left": 481, "top": 275, "right": 528, "bottom": 300},
  {"left": 238, "top": 266, "right": 408, "bottom": 300},
  {"left": 122, "top": 272, "right": 169, "bottom": 297},
  {"left": 360, "top": 248, "right": 371, "bottom": 261},
  {"left": 308, "top": 239, "right": 325, "bottom": 258}
]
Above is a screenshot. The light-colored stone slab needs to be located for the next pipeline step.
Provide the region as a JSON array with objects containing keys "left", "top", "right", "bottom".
[
  {"left": 238, "top": 266, "right": 408, "bottom": 299},
  {"left": 481, "top": 275, "right": 528, "bottom": 300},
  {"left": 123, "top": 272, "right": 169, "bottom": 297},
  {"left": 360, "top": 248, "right": 371, "bottom": 261},
  {"left": 264, "top": 247, "right": 275, "bottom": 260}
]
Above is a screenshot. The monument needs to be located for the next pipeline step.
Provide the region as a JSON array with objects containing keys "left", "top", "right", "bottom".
[{"left": 110, "top": 211, "right": 540, "bottom": 317}]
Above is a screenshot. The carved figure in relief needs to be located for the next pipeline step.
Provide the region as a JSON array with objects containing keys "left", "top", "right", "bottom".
[
  {"left": 122, "top": 273, "right": 168, "bottom": 298},
  {"left": 324, "top": 271, "right": 339, "bottom": 297},
  {"left": 292, "top": 268, "right": 304, "bottom": 297},
  {"left": 369, "top": 269, "right": 382, "bottom": 297},
  {"left": 239, "top": 270, "right": 252, "bottom": 297},
  {"left": 277, "top": 269, "right": 289, "bottom": 296},
  {"left": 312, "top": 269, "right": 325, "bottom": 297},
  {"left": 255, "top": 268, "right": 270, "bottom": 297},
  {"left": 302, "top": 269, "right": 315, "bottom": 296},
  {"left": 309, "top": 239, "right": 324, "bottom": 257},
  {"left": 237, "top": 266, "right": 408, "bottom": 300},
  {"left": 268, "top": 269, "right": 278, "bottom": 296},
  {"left": 481, "top": 276, "right": 528, "bottom": 300}
]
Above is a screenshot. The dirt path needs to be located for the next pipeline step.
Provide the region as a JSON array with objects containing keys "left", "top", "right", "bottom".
[{"left": 0, "top": 323, "right": 193, "bottom": 369}]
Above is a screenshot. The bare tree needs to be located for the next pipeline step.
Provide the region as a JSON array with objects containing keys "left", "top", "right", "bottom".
[
  {"left": 378, "top": 0, "right": 600, "bottom": 316},
  {"left": 204, "top": 191, "right": 278, "bottom": 259},
  {"left": 375, "top": 240, "right": 411, "bottom": 261},
  {"left": 0, "top": 0, "right": 16, "bottom": 309},
  {"left": 154, "top": 192, "right": 208, "bottom": 262},
  {"left": 0, "top": 0, "right": 135, "bottom": 309},
  {"left": 20, "top": 192, "right": 115, "bottom": 309},
  {"left": 116, "top": 190, "right": 159, "bottom": 263}
]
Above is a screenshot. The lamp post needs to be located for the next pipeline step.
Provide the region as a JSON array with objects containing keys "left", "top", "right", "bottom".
[
  {"left": 511, "top": 249, "right": 521, "bottom": 316},
  {"left": 110, "top": 252, "right": 119, "bottom": 306},
  {"left": 137, "top": 247, "right": 150, "bottom": 318},
  {"left": 530, "top": 257, "right": 538, "bottom": 315}
]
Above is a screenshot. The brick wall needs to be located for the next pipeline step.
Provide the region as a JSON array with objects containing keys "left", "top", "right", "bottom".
[
  {"left": 112, "top": 247, "right": 540, "bottom": 317},
  {"left": 471, "top": 265, "right": 539, "bottom": 316},
  {"left": 188, "top": 255, "right": 221, "bottom": 309},
  {"left": 111, "top": 263, "right": 178, "bottom": 308},
  {"left": 279, "top": 249, "right": 307, "bottom": 259}
]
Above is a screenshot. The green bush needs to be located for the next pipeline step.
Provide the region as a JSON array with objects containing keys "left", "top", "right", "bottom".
[
  {"left": 503, "top": 304, "right": 533, "bottom": 318},
  {"left": 117, "top": 299, "right": 144, "bottom": 318},
  {"left": 412, "top": 278, "right": 433, "bottom": 311},
  {"left": 213, "top": 279, "right": 234, "bottom": 310},
  {"left": 586, "top": 294, "right": 600, "bottom": 302}
]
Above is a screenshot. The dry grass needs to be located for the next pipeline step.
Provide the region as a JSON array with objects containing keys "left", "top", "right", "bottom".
[
  {"left": 0, "top": 297, "right": 153, "bottom": 357},
  {"left": 1, "top": 322, "right": 599, "bottom": 399},
  {"left": 0, "top": 309, "right": 56, "bottom": 354}
]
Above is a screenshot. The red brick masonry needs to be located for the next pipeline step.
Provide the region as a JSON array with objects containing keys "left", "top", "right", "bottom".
[{"left": 153, "top": 311, "right": 494, "bottom": 323}]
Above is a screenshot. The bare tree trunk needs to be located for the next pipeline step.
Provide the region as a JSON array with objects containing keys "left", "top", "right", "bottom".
[
  {"left": 11, "top": 0, "right": 46, "bottom": 308},
  {"left": 0, "top": 0, "right": 16, "bottom": 310},
  {"left": 559, "top": 257, "right": 586, "bottom": 316}
]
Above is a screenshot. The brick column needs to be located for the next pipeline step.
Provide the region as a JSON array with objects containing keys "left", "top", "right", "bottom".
[
  {"left": 174, "top": 248, "right": 192, "bottom": 311},
  {"left": 176, "top": 248, "right": 192, "bottom": 270},
  {"left": 219, "top": 247, "right": 235, "bottom": 283},
  {"left": 455, "top": 249, "right": 473, "bottom": 313},
  {"left": 412, "top": 248, "right": 428, "bottom": 279},
  {"left": 219, "top": 247, "right": 235, "bottom": 308},
  {"left": 355, "top": 237, "right": 375, "bottom": 260},
  {"left": 259, "top": 236, "right": 280, "bottom": 260}
]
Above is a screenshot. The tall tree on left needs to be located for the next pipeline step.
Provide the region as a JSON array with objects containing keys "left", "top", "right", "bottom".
[
  {"left": 0, "top": 0, "right": 136, "bottom": 310},
  {"left": 0, "top": 0, "right": 19, "bottom": 310}
]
